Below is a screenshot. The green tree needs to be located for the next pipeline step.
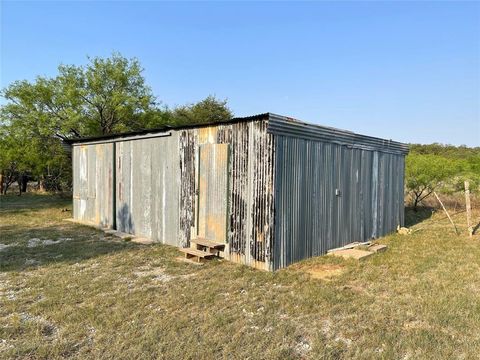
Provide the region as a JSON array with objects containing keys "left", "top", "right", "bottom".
[
  {"left": 0, "top": 53, "right": 158, "bottom": 193},
  {"left": 170, "top": 96, "right": 232, "bottom": 126},
  {"left": 1, "top": 53, "right": 158, "bottom": 138},
  {"left": 0, "top": 53, "right": 234, "bottom": 194},
  {"left": 408, "top": 143, "right": 480, "bottom": 195},
  {"left": 405, "top": 154, "right": 458, "bottom": 210}
]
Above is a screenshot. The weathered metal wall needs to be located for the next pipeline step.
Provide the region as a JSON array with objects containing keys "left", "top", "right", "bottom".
[
  {"left": 72, "top": 121, "right": 275, "bottom": 269},
  {"left": 71, "top": 113, "right": 407, "bottom": 271},
  {"left": 197, "top": 143, "right": 230, "bottom": 242},
  {"left": 271, "top": 135, "right": 405, "bottom": 270},
  {"left": 72, "top": 143, "right": 114, "bottom": 227},
  {"left": 115, "top": 134, "right": 181, "bottom": 246},
  {"left": 178, "top": 121, "right": 275, "bottom": 270}
]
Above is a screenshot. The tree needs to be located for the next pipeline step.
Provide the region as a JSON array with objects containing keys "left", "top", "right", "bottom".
[
  {"left": 0, "top": 113, "right": 70, "bottom": 194},
  {"left": 405, "top": 154, "right": 458, "bottom": 210},
  {"left": 59, "top": 54, "right": 157, "bottom": 135},
  {"left": 0, "top": 53, "right": 159, "bottom": 193},
  {"left": 170, "top": 96, "right": 232, "bottom": 126},
  {"left": 1, "top": 53, "right": 158, "bottom": 139},
  {"left": 0, "top": 53, "right": 234, "bottom": 194},
  {"left": 0, "top": 127, "right": 32, "bottom": 195},
  {"left": 408, "top": 143, "right": 480, "bottom": 195}
]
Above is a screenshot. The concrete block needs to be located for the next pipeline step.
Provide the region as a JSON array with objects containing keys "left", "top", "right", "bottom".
[
  {"left": 329, "top": 249, "right": 374, "bottom": 260},
  {"left": 131, "top": 237, "right": 155, "bottom": 245},
  {"left": 369, "top": 244, "right": 388, "bottom": 253}
]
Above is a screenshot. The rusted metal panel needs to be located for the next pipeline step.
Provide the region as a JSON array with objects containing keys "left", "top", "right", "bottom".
[
  {"left": 227, "top": 122, "right": 250, "bottom": 257},
  {"left": 198, "top": 126, "right": 218, "bottom": 144},
  {"left": 179, "top": 130, "right": 197, "bottom": 247},
  {"left": 178, "top": 121, "right": 275, "bottom": 270},
  {"left": 245, "top": 121, "right": 276, "bottom": 268},
  {"left": 72, "top": 119, "right": 275, "bottom": 270},
  {"left": 198, "top": 144, "right": 229, "bottom": 242}
]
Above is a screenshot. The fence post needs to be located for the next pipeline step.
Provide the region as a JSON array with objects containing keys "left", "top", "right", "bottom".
[{"left": 465, "top": 181, "right": 473, "bottom": 237}]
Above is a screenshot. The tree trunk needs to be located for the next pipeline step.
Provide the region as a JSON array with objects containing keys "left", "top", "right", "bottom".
[
  {"left": 3, "top": 173, "right": 15, "bottom": 195},
  {"left": 0, "top": 172, "right": 3, "bottom": 195},
  {"left": 17, "top": 177, "right": 22, "bottom": 196},
  {"left": 21, "top": 175, "right": 28, "bottom": 193},
  {"left": 413, "top": 196, "right": 419, "bottom": 211},
  {"left": 39, "top": 175, "right": 46, "bottom": 192}
]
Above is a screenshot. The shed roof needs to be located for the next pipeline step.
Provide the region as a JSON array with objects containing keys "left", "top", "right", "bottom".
[
  {"left": 66, "top": 112, "right": 409, "bottom": 155},
  {"left": 64, "top": 113, "right": 270, "bottom": 144}
]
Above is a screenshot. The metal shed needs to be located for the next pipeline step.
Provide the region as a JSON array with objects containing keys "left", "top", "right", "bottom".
[{"left": 68, "top": 113, "right": 408, "bottom": 270}]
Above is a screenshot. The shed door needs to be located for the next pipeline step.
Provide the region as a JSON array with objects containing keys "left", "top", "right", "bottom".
[{"left": 198, "top": 144, "right": 229, "bottom": 242}]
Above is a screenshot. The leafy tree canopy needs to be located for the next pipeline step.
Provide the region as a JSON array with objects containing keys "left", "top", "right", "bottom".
[
  {"left": 0, "top": 53, "right": 233, "bottom": 193},
  {"left": 406, "top": 144, "right": 480, "bottom": 209},
  {"left": 170, "top": 96, "right": 233, "bottom": 126},
  {"left": 1, "top": 53, "right": 158, "bottom": 138}
]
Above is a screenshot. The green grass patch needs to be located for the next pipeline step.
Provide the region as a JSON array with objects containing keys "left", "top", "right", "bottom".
[{"left": 1, "top": 194, "right": 479, "bottom": 359}]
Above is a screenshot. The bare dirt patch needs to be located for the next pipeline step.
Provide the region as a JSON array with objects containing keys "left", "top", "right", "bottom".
[
  {"left": 0, "top": 243, "right": 15, "bottom": 251},
  {"left": 27, "top": 237, "right": 73, "bottom": 248},
  {"left": 133, "top": 266, "right": 175, "bottom": 282},
  {"left": 297, "top": 263, "right": 346, "bottom": 280}
]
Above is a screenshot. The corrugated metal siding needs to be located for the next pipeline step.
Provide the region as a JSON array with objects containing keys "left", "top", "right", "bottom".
[
  {"left": 198, "top": 143, "right": 230, "bottom": 242},
  {"left": 178, "top": 121, "right": 275, "bottom": 270},
  {"left": 71, "top": 114, "right": 406, "bottom": 271},
  {"left": 72, "top": 143, "right": 114, "bottom": 227},
  {"left": 247, "top": 121, "right": 276, "bottom": 268},
  {"left": 115, "top": 134, "right": 180, "bottom": 245},
  {"left": 268, "top": 114, "right": 409, "bottom": 155},
  {"left": 272, "top": 135, "right": 405, "bottom": 270},
  {"left": 72, "top": 121, "right": 275, "bottom": 269}
]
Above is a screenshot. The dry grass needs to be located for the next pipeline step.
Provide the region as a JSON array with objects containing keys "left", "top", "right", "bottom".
[{"left": 1, "top": 194, "right": 480, "bottom": 359}]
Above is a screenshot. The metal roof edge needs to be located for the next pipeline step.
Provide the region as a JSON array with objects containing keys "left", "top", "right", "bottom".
[
  {"left": 266, "top": 113, "right": 409, "bottom": 155},
  {"left": 65, "top": 113, "right": 270, "bottom": 144},
  {"left": 64, "top": 112, "right": 410, "bottom": 155}
]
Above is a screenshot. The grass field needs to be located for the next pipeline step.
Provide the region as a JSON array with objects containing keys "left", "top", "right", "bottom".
[{"left": 1, "top": 194, "right": 479, "bottom": 359}]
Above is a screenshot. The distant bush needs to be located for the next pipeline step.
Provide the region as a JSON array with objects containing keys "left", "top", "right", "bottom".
[{"left": 406, "top": 144, "right": 480, "bottom": 209}]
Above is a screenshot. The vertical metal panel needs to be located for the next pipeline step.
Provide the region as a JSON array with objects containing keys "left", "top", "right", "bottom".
[
  {"left": 71, "top": 115, "right": 407, "bottom": 272},
  {"left": 94, "top": 144, "right": 114, "bottom": 227},
  {"left": 198, "top": 144, "right": 229, "bottom": 242},
  {"left": 73, "top": 146, "right": 88, "bottom": 221},
  {"left": 247, "top": 121, "right": 276, "bottom": 268},
  {"left": 179, "top": 129, "right": 199, "bottom": 247},
  {"left": 72, "top": 143, "right": 114, "bottom": 227},
  {"left": 178, "top": 121, "right": 275, "bottom": 270},
  {"left": 115, "top": 134, "right": 180, "bottom": 245},
  {"left": 72, "top": 121, "right": 276, "bottom": 269},
  {"left": 116, "top": 140, "right": 133, "bottom": 233},
  {"left": 273, "top": 135, "right": 405, "bottom": 270},
  {"left": 228, "top": 122, "right": 249, "bottom": 257}
]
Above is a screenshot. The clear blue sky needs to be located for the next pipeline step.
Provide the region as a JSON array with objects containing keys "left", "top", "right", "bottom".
[{"left": 1, "top": 1, "right": 479, "bottom": 146}]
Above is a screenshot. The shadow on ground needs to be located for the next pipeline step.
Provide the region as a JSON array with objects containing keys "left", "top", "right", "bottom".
[
  {"left": 404, "top": 206, "right": 434, "bottom": 227},
  {"left": 0, "top": 193, "right": 71, "bottom": 210},
  {"left": 0, "top": 224, "right": 139, "bottom": 273}
]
